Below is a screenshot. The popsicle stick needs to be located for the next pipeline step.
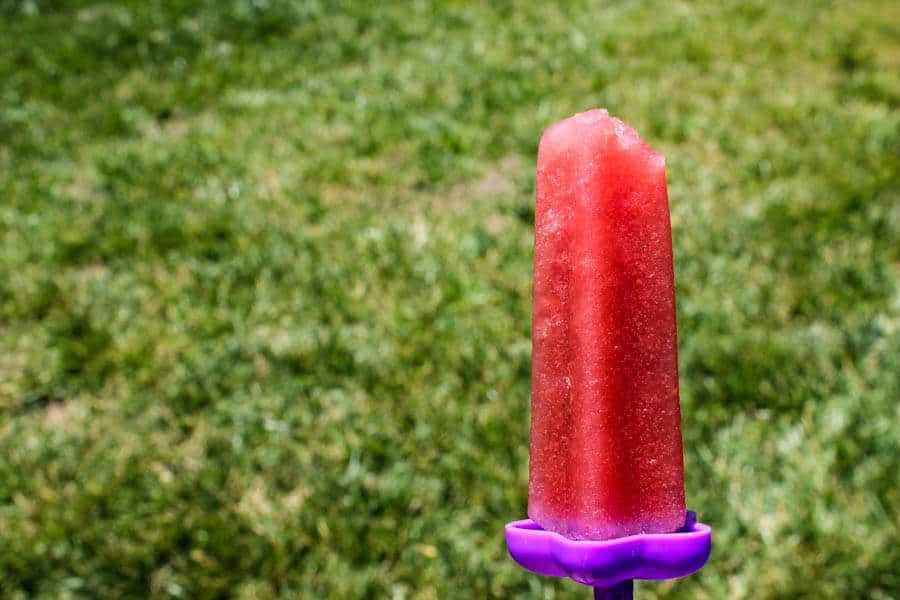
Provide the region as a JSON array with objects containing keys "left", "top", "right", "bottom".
[{"left": 593, "top": 579, "right": 633, "bottom": 600}]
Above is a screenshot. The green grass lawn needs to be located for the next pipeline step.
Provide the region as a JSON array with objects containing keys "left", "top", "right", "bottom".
[{"left": 1, "top": 1, "right": 898, "bottom": 598}]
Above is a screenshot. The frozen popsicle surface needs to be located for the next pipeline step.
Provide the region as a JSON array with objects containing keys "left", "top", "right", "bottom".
[{"left": 528, "top": 109, "right": 685, "bottom": 541}]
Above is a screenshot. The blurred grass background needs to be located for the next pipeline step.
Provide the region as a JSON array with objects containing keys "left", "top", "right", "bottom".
[{"left": 1, "top": 0, "right": 898, "bottom": 598}]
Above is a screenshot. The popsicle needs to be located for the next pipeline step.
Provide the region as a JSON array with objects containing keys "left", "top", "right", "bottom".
[{"left": 528, "top": 109, "right": 685, "bottom": 541}]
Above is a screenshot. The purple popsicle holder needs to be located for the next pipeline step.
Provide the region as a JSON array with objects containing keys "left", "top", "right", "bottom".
[{"left": 505, "top": 510, "right": 711, "bottom": 599}]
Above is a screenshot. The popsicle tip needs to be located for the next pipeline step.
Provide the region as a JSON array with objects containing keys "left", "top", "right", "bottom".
[{"left": 539, "top": 109, "right": 665, "bottom": 171}]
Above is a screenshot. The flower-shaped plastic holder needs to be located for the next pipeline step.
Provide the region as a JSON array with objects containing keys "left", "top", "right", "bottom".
[{"left": 505, "top": 510, "right": 711, "bottom": 598}]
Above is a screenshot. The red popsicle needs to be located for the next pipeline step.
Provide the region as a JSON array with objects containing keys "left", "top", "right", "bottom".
[{"left": 528, "top": 109, "right": 685, "bottom": 541}]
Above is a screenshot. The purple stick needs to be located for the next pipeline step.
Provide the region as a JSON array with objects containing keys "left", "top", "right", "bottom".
[
  {"left": 594, "top": 579, "right": 633, "bottom": 599},
  {"left": 505, "top": 510, "right": 710, "bottom": 595}
]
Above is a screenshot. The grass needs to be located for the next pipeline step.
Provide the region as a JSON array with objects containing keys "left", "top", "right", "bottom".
[{"left": 1, "top": 0, "right": 898, "bottom": 598}]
